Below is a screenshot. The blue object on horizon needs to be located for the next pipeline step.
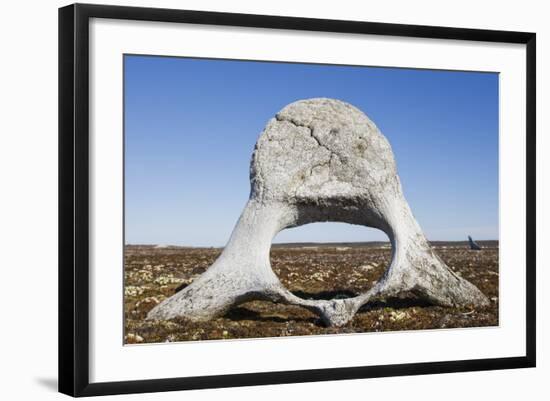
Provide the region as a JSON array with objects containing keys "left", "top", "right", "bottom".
[{"left": 468, "top": 235, "right": 482, "bottom": 250}]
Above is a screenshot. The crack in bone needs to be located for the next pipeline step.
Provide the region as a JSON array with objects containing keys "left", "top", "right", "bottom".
[{"left": 274, "top": 113, "right": 344, "bottom": 163}]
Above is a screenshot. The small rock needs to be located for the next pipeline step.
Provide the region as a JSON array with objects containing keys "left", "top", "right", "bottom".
[
  {"left": 390, "top": 310, "right": 409, "bottom": 322},
  {"left": 125, "top": 333, "right": 144, "bottom": 344},
  {"left": 135, "top": 296, "right": 161, "bottom": 312},
  {"left": 154, "top": 275, "right": 186, "bottom": 286},
  {"left": 164, "top": 334, "right": 177, "bottom": 343},
  {"left": 124, "top": 285, "right": 145, "bottom": 297},
  {"left": 359, "top": 264, "right": 375, "bottom": 271}
]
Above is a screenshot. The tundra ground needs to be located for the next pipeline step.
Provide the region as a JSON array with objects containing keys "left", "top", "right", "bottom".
[{"left": 124, "top": 242, "right": 498, "bottom": 344}]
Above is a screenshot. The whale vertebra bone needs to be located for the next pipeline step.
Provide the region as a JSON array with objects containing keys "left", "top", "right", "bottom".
[{"left": 147, "top": 98, "right": 488, "bottom": 326}]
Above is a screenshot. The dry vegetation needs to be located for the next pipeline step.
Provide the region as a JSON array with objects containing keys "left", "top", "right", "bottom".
[{"left": 124, "top": 242, "right": 498, "bottom": 344}]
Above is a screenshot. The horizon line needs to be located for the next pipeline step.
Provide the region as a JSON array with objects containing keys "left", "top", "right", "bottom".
[{"left": 125, "top": 238, "right": 500, "bottom": 247}]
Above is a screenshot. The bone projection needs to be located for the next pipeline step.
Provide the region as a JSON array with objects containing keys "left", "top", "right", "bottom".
[{"left": 147, "top": 98, "right": 489, "bottom": 326}]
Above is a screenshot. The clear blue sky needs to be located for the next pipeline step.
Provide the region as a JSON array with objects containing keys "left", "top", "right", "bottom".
[{"left": 124, "top": 55, "right": 499, "bottom": 246}]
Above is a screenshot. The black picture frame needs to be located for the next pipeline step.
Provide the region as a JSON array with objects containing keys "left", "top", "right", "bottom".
[{"left": 59, "top": 3, "right": 536, "bottom": 397}]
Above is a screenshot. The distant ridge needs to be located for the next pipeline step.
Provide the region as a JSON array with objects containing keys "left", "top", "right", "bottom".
[
  {"left": 126, "top": 240, "right": 499, "bottom": 249},
  {"left": 271, "top": 240, "right": 498, "bottom": 248}
]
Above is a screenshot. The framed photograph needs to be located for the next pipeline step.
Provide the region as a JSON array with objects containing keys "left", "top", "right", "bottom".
[{"left": 58, "top": 3, "right": 536, "bottom": 397}]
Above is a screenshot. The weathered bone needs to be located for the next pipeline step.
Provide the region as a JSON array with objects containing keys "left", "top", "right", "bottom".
[{"left": 147, "top": 98, "right": 489, "bottom": 326}]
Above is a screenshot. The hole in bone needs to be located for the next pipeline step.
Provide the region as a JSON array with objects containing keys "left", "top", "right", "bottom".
[{"left": 270, "top": 222, "right": 391, "bottom": 300}]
